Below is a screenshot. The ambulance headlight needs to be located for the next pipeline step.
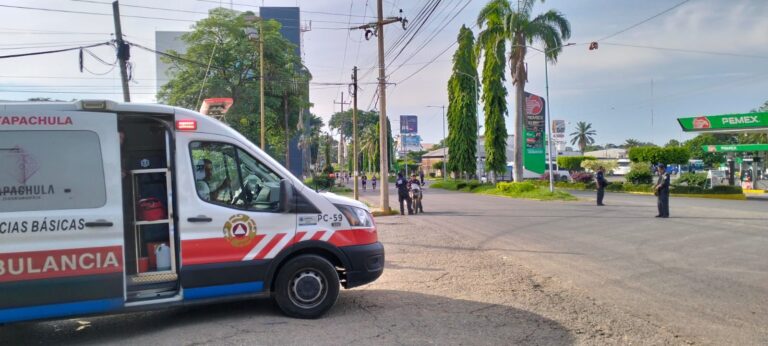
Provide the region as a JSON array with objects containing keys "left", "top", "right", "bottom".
[{"left": 334, "top": 204, "right": 373, "bottom": 228}]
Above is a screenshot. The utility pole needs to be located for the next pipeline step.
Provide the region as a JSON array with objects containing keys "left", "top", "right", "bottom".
[
  {"left": 427, "top": 105, "right": 447, "bottom": 180},
  {"left": 259, "top": 19, "right": 266, "bottom": 149},
  {"left": 351, "top": 2, "right": 406, "bottom": 212},
  {"left": 334, "top": 93, "right": 350, "bottom": 170},
  {"left": 352, "top": 66, "right": 360, "bottom": 200},
  {"left": 112, "top": 1, "right": 130, "bottom": 102}
]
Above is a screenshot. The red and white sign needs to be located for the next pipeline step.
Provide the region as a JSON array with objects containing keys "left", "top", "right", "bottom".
[
  {"left": 693, "top": 116, "right": 711, "bottom": 129},
  {"left": 0, "top": 246, "right": 122, "bottom": 283},
  {"left": 525, "top": 95, "right": 543, "bottom": 115}
]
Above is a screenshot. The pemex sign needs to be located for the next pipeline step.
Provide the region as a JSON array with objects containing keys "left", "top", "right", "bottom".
[{"left": 678, "top": 112, "right": 768, "bottom": 132}]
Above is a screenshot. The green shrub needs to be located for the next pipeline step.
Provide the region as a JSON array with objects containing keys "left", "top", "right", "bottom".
[
  {"left": 557, "top": 156, "right": 596, "bottom": 171},
  {"left": 710, "top": 185, "right": 743, "bottom": 194},
  {"left": 496, "top": 181, "right": 536, "bottom": 193},
  {"left": 675, "top": 172, "right": 707, "bottom": 188},
  {"left": 629, "top": 146, "right": 690, "bottom": 165},
  {"left": 670, "top": 185, "right": 704, "bottom": 194},
  {"left": 626, "top": 162, "right": 653, "bottom": 184},
  {"left": 431, "top": 180, "right": 459, "bottom": 190},
  {"left": 605, "top": 182, "right": 624, "bottom": 192},
  {"left": 623, "top": 183, "right": 654, "bottom": 193}
]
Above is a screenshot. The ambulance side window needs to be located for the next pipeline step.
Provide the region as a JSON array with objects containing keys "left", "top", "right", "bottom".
[
  {"left": 189, "top": 141, "right": 282, "bottom": 212},
  {"left": 190, "top": 142, "right": 242, "bottom": 206}
]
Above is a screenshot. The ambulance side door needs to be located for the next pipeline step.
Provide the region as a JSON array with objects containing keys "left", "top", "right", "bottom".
[
  {"left": 176, "top": 133, "right": 296, "bottom": 299},
  {"left": 0, "top": 111, "right": 124, "bottom": 323}
]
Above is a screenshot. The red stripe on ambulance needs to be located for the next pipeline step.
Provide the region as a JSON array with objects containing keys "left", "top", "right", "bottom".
[
  {"left": 311, "top": 231, "right": 325, "bottom": 241},
  {"left": 255, "top": 233, "right": 286, "bottom": 260},
  {"left": 0, "top": 246, "right": 122, "bottom": 283},
  {"left": 182, "top": 234, "right": 266, "bottom": 265},
  {"left": 328, "top": 229, "right": 378, "bottom": 247}
]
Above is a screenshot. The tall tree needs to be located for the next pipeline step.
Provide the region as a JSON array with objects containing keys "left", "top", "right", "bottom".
[
  {"left": 157, "top": 8, "right": 309, "bottom": 160},
  {"left": 477, "top": 0, "right": 511, "bottom": 181},
  {"left": 569, "top": 121, "right": 596, "bottom": 153},
  {"left": 496, "top": 0, "right": 571, "bottom": 181},
  {"left": 446, "top": 25, "right": 479, "bottom": 178}
]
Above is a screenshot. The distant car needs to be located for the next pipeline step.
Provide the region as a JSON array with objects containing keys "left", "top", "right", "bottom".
[{"left": 612, "top": 159, "right": 631, "bottom": 175}]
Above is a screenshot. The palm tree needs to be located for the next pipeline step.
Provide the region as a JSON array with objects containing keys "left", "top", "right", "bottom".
[
  {"left": 479, "top": 0, "right": 571, "bottom": 181},
  {"left": 624, "top": 138, "right": 642, "bottom": 148},
  {"left": 569, "top": 121, "right": 596, "bottom": 153},
  {"left": 359, "top": 125, "right": 379, "bottom": 173}
]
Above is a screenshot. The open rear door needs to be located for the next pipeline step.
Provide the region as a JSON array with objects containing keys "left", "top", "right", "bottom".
[{"left": 0, "top": 110, "right": 125, "bottom": 323}]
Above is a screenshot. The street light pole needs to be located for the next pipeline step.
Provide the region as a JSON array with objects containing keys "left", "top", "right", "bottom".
[
  {"left": 513, "top": 43, "right": 574, "bottom": 192},
  {"left": 543, "top": 53, "right": 555, "bottom": 192}
]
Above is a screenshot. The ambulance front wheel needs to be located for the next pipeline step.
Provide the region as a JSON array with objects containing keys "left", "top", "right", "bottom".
[{"left": 274, "top": 255, "right": 340, "bottom": 319}]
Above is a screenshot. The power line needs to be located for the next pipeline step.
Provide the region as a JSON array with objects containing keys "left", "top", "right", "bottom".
[
  {"left": 386, "top": 0, "right": 443, "bottom": 66},
  {"left": 0, "top": 3, "right": 349, "bottom": 29},
  {"left": 596, "top": 0, "right": 692, "bottom": 42},
  {"left": 335, "top": 0, "right": 356, "bottom": 97},
  {"left": 0, "top": 4, "right": 194, "bottom": 22},
  {"left": 396, "top": 22, "right": 478, "bottom": 85},
  {"left": 389, "top": 0, "right": 472, "bottom": 75},
  {"left": 0, "top": 42, "right": 112, "bottom": 60},
  {"left": 602, "top": 42, "right": 768, "bottom": 60},
  {"left": 71, "top": 0, "right": 365, "bottom": 25},
  {"left": 195, "top": 0, "right": 375, "bottom": 19}
]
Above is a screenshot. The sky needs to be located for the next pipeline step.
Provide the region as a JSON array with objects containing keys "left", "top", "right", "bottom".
[{"left": 1, "top": 0, "right": 768, "bottom": 148}]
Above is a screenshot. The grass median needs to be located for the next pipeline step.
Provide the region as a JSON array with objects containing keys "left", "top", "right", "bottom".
[{"left": 430, "top": 180, "right": 576, "bottom": 201}]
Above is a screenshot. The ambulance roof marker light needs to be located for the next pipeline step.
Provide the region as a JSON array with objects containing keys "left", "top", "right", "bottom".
[
  {"left": 81, "top": 100, "right": 107, "bottom": 110},
  {"left": 176, "top": 119, "right": 197, "bottom": 131}
]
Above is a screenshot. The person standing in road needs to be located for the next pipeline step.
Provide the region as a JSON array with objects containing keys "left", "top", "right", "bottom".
[
  {"left": 395, "top": 172, "right": 413, "bottom": 215},
  {"left": 361, "top": 173, "right": 367, "bottom": 191},
  {"left": 595, "top": 166, "right": 607, "bottom": 206},
  {"left": 419, "top": 170, "right": 425, "bottom": 186},
  {"left": 654, "top": 164, "right": 671, "bottom": 218}
]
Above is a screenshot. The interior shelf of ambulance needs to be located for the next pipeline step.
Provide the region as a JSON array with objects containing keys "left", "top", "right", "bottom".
[
  {"left": 121, "top": 118, "right": 179, "bottom": 301},
  {"left": 130, "top": 169, "right": 176, "bottom": 285}
]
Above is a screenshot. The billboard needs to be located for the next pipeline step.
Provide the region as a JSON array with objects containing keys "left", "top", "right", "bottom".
[
  {"left": 400, "top": 135, "right": 422, "bottom": 152},
  {"left": 400, "top": 115, "right": 418, "bottom": 134},
  {"left": 678, "top": 112, "right": 768, "bottom": 132},
  {"left": 523, "top": 92, "right": 546, "bottom": 174},
  {"left": 552, "top": 120, "right": 565, "bottom": 134},
  {"left": 552, "top": 120, "right": 566, "bottom": 145}
]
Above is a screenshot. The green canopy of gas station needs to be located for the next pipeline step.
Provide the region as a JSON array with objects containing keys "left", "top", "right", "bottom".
[
  {"left": 702, "top": 144, "right": 768, "bottom": 152},
  {"left": 678, "top": 112, "right": 768, "bottom": 133}
]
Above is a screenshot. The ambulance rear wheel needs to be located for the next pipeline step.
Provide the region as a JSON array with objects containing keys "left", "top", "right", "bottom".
[{"left": 274, "top": 255, "right": 339, "bottom": 319}]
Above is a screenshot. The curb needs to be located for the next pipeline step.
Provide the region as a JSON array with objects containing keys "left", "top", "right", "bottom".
[{"left": 622, "top": 191, "right": 746, "bottom": 200}]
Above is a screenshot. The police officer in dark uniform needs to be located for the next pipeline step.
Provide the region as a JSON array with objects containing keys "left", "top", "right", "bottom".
[
  {"left": 595, "top": 166, "right": 607, "bottom": 206},
  {"left": 395, "top": 172, "right": 413, "bottom": 215},
  {"left": 654, "top": 164, "right": 670, "bottom": 218}
]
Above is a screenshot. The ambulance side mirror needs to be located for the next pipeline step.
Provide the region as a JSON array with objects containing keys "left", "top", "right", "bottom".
[{"left": 279, "top": 179, "right": 294, "bottom": 213}]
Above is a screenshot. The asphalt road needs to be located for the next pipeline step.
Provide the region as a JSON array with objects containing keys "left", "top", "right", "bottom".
[
  {"left": 2, "top": 183, "right": 765, "bottom": 345},
  {"left": 363, "top": 183, "right": 768, "bottom": 345}
]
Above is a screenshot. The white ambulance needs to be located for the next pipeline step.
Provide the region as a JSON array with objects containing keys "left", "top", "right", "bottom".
[{"left": 0, "top": 100, "right": 384, "bottom": 323}]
